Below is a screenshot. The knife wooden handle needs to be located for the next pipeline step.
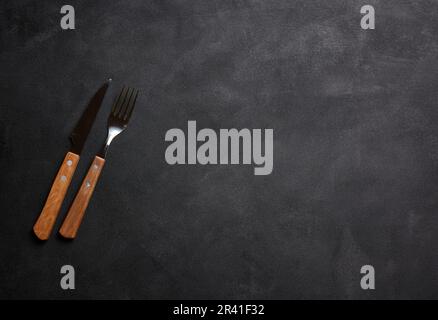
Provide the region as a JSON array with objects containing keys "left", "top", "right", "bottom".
[
  {"left": 33, "top": 151, "right": 80, "bottom": 240},
  {"left": 59, "top": 156, "right": 105, "bottom": 239}
]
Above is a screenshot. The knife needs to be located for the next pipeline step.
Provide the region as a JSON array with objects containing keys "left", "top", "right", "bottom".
[{"left": 33, "top": 79, "right": 111, "bottom": 240}]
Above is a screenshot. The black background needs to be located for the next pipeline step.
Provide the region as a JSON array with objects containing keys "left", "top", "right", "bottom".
[{"left": 2, "top": 0, "right": 438, "bottom": 299}]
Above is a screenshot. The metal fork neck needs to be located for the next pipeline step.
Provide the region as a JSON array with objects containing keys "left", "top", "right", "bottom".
[{"left": 98, "top": 127, "right": 122, "bottom": 158}]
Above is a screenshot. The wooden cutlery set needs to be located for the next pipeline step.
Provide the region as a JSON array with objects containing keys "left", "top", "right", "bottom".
[{"left": 33, "top": 80, "right": 139, "bottom": 240}]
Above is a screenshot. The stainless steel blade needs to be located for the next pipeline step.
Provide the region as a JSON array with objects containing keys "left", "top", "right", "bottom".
[{"left": 69, "top": 79, "right": 111, "bottom": 154}]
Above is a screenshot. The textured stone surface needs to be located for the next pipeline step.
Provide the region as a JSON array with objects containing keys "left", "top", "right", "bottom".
[{"left": 1, "top": 0, "right": 438, "bottom": 299}]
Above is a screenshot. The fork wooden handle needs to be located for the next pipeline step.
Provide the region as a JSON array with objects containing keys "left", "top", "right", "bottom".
[
  {"left": 33, "top": 151, "right": 80, "bottom": 240},
  {"left": 59, "top": 156, "right": 105, "bottom": 239}
]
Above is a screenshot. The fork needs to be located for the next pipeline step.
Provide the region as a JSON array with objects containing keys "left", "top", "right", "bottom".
[{"left": 59, "top": 87, "right": 139, "bottom": 239}]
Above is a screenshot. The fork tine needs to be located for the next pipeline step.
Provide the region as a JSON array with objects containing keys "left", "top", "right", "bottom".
[
  {"left": 112, "top": 87, "right": 128, "bottom": 116},
  {"left": 124, "top": 89, "right": 138, "bottom": 121},
  {"left": 121, "top": 88, "right": 136, "bottom": 120},
  {"left": 111, "top": 87, "right": 123, "bottom": 114},
  {"left": 117, "top": 87, "right": 134, "bottom": 118}
]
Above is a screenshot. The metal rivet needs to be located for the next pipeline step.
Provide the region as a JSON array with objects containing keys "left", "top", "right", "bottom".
[
  {"left": 93, "top": 164, "right": 99, "bottom": 170},
  {"left": 60, "top": 175, "right": 67, "bottom": 182},
  {"left": 66, "top": 160, "right": 73, "bottom": 166},
  {"left": 86, "top": 181, "right": 91, "bottom": 188}
]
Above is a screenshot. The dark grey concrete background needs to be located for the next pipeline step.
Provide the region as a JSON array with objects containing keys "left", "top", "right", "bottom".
[{"left": 1, "top": 0, "right": 438, "bottom": 299}]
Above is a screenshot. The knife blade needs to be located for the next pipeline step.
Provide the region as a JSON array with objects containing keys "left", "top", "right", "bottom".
[
  {"left": 70, "top": 79, "right": 111, "bottom": 154},
  {"left": 33, "top": 79, "right": 111, "bottom": 240}
]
